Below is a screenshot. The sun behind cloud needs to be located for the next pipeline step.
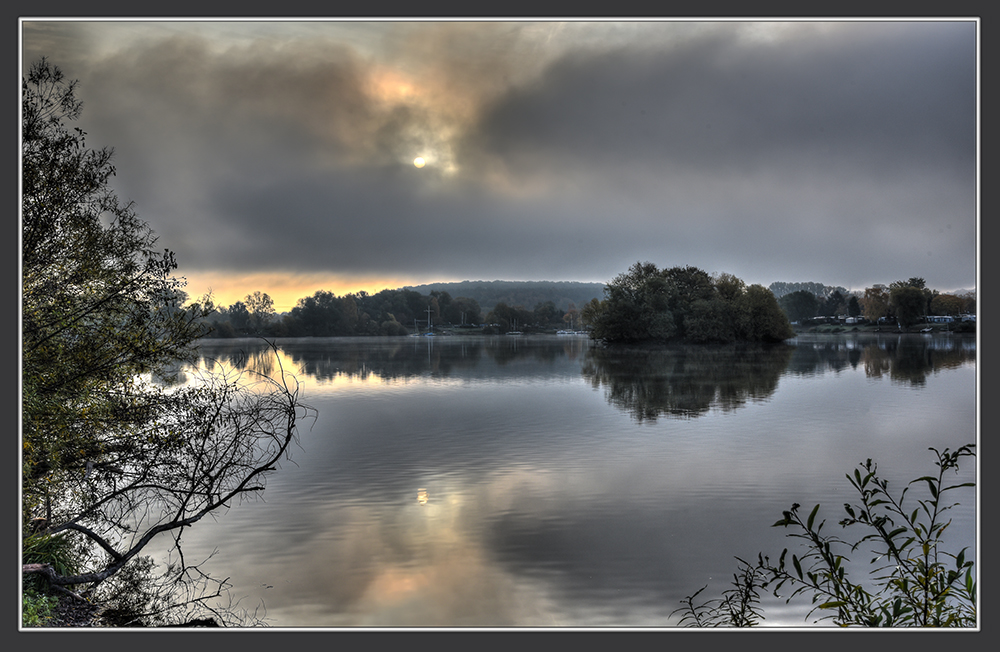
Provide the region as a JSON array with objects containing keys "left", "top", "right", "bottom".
[{"left": 413, "top": 156, "right": 425, "bottom": 168}]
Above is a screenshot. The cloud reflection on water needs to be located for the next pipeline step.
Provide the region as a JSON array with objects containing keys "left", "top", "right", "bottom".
[{"left": 169, "top": 335, "right": 975, "bottom": 627}]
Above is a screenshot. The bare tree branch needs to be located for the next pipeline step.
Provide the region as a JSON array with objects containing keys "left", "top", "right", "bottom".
[{"left": 24, "top": 342, "right": 315, "bottom": 593}]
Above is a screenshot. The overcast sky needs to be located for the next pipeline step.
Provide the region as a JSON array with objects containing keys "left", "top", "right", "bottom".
[{"left": 21, "top": 19, "right": 978, "bottom": 310}]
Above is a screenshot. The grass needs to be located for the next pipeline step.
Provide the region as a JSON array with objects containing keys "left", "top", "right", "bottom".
[{"left": 22, "top": 590, "right": 58, "bottom": 627}]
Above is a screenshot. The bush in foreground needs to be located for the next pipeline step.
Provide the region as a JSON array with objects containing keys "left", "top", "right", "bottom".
[{"left": 674, "top": 444, "right": 976, "bottom": 627}]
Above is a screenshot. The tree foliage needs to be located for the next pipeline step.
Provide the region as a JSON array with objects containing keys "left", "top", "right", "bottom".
[
  {"left": 244, "top": 291, "right": 275, "bottom": 334},
  {"left": 674, "top": 445, "right": 977, "bottom": 627},
  {"left": 22, "top": 58, "right": 209, "bottom": 493},
  {"left": 818, "top": 290, "right": 847, "bottom": 318},
  {"left": 929, "top": 293, "right": 966, "bottom": 317},
  {"left": 847, "top": 295, "right": 862, "bottom": 318},
  {"left": 778, "top": 290, "right": 820, "bottom": 323},
  {"left": 485, "top": 301, "right": 534, "bottom": 333},
  {"left": 589, "top": 262, "right": 794, "bottom": 344},
  {"left": 861, "top": 285, "right": 891, "bottom": 323},
  {"left": 889, "top": 281, "right": 929, "bottom": 329},
  {"left": 22, "top": 59, "right": 311, "bottom": 624}
]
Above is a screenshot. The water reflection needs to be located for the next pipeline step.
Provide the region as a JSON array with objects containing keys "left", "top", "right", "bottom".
[
  {"left": 581, "top": 343, "right": 795, "bottom": 421},
  {"left": 170, "top": 334, "right": 976, "bottom": 627},
  {"left": 190, "top": 336, "right": 592, "bottom": 385},
  {"left": 787, "top": 333, "right": 976, "bottom": 385},
  {"left": 188, "top": 333, "right": 976, "bottom": 413}
]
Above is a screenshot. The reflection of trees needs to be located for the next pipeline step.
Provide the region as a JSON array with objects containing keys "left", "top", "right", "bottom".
[
  {"left": 485, "top": 336, "right": 587, "bottom": 366},
  {"left": 194, "top": 340, "right": 275, "bottom": 375},
  {"left": 191, "top": 336, "right": 592, "bottom": 383},
  {"left": 582, "top": 344, "right": 794, "bottom": 421},
  {"left": 282, "top": 339, "right": 489, "bottom": 380},
  {"left": 788, "top": 334, "right": 975, "bottom": 386}
]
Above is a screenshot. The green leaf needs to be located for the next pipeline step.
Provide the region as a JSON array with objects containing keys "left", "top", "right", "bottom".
[
  {"left": 887, "top": 527, "right": 907, "bottom": 540},
  {"left": 807, "top": 504, "right": 820, "bottom": 531},
  {"left": 925, "top": 479, "right": 939, "bottom": 499},
  {"left": 818, "top": 601, "right": 846, "bottom": 610}
]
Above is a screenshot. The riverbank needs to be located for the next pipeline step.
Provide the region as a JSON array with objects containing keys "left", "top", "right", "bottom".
[{"left": 793, "top": 321, "right": 975, "bottom": 335}]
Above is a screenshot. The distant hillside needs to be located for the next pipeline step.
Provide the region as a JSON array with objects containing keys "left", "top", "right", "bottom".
[{"left": 402, "top": 280, "right": 606, "bottom": 312}]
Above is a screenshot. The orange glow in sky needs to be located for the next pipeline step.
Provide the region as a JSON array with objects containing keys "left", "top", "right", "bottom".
[{"left": 180, "top": 270, "right": 455, "bottom": 313}]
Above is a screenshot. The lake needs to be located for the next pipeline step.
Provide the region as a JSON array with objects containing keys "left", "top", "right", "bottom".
[{"left": 163, "top": 332, "right": 977, "bottom": 628}]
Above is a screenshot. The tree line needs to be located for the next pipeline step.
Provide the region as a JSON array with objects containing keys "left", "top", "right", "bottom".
[
  {"left": 776, "top": 277, "right": 976, "bottom": 329},
  {"left": 192, "top": 287, "right": 469, "bottom": 338},
  {"left": 189, "top": 288, "right": 592, "bottom": 338},
  {"left": 402, "top": 280, "right": 605, "bottom": 314},
  {"left": 199, "top": 275, "right": 976, "bottom": 340}
]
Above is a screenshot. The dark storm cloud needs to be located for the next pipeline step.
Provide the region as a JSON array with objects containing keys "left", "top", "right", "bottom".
[
  {"left": 452, "top": 21, "right": 976, "bottom": 289},
  {"left": 22, "top": 20, "right": 977, "bottom": 293},
  {"left": 68, "top": 34, "right": 452, "bottom": 270},
  {"left": 469, "top": 22, "right": 975, "bottom": 181}
]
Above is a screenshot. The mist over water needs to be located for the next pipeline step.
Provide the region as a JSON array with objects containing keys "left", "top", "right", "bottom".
[{"left": 165, "top": 333, "right": 976, "bottom": 628}]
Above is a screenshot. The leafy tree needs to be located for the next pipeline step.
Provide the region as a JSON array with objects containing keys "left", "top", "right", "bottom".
[
  {"left": 22, "top": 58, "right": 208, "bottom": 496},
  {"left": 379, "top": 317, "right": 409, "bottom": 336},
  {"left": 227, "top": 301, "right": 251, "bottom": 334},
  {"left": 663, "top": 265, "right": 716, "bottom": 338},
  {"left": 589, "top": 262, "right": 676, "bottom": 343},
  {"left": 890, "top": 281, "right": 929, "bottom": 329},
  {"left": 430, "top": 290, "right": 452, "bottom": 320},
  {"left": 21, "top": 59, "right": 309, "bottom": 622},
  {"left": 244, "top": 291, "right": 275, "bottom": 334},
  {"left": 442, "top": 296, "right": 482, "bottom": 326},
  {"left": 533, "top": 300, "right": 561, "bottom": 327},
  {"left": 486, "top": 302, "right": 533, "bottom": 333},
  {"left": 681, "top": 297, "right": 735, "bottom": 343},
  {"left": 778, "top": 290, "right": 820, "bottom": 323},
  {"left": 847, "top": 295, "right": 862, "bottom": 318},
  {"left": 818, "top": 290, "right": 846, "bottom": 318},
  {"left": 957, "top": 291, "right": 976, "bottom": 316},
  {"left": 287, "top": 290, "right": 341, "bottom": 336},
  {"left": 713, "top": 273, "right": 746, "bottom": 303},
  {"left": 589, "top": 262, "right": 792, "bottom": 344},
  {"left": 579, "top": 297, "right": 605, "bottom": 330},
  {"left": 861, "top": 285, "right": 891, "bottom": 323},
  {"left": 340, "top": 294, "right": 361, "bottom": 333},
  {"left": 736, "top": 285, "right": 796, "bottom": 342},
  {"left": 929, "top": 294, "right": 965, "bottom": 317}
]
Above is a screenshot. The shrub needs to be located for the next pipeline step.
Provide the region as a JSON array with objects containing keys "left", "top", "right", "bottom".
[
  {"left": 23, "top": 532, "right": 79, "bottom": 573},
  {"left": 22, "top": 590, "right": 59, "bottom": 627},
  {"left": 674, "top": 444, "right": 977, "bottom": 627}
]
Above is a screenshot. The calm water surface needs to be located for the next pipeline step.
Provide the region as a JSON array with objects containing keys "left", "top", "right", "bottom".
[{"left": 167, "top": 333, "right": 977, "bottom": 628}]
